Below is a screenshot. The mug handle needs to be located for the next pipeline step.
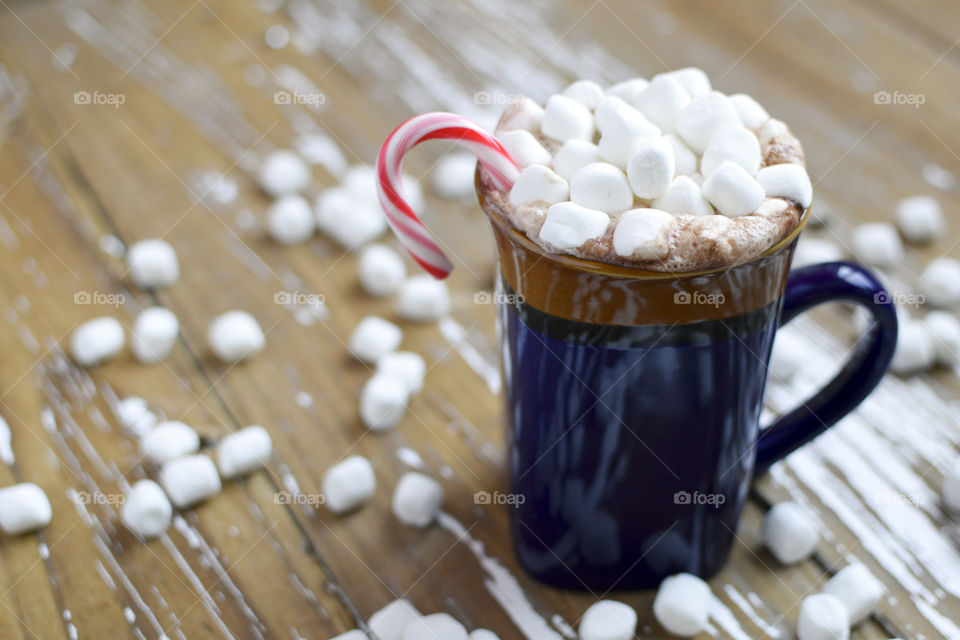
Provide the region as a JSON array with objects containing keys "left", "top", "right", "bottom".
[{"left": 755, "top": 261, "right": 899, "bottom": 473}]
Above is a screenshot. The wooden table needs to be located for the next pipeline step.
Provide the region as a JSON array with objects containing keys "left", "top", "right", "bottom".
[{"left": 0, "top": 0, "right": 958, "bottom": 638}]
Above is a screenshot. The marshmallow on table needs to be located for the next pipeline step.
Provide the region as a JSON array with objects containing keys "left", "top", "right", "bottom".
[
  {"left": 651, "top": 176, "right": 713, "bottom": 216},
  {"left": 70, "top": 317, "right": 125, "bottom": 367},
  {"left": 728, "top": 93, "right": 770, "bottom": 130},
  {"left": 700, "top": 126, "right": 761, "bottom": 178},
  {"left": 920, "top": 258, "right": 960, "bottom": 307},
  {"left": 376, "top": 351, "right": 426, "bottom": 394},
  {"left": 358, "top": 244, "right": 407, "bottom": 298},
  {"left": 675, "top": 91, "right": 741, "bottom": 154},
  {"left": 159, "top": 454, "right": 221, "bottom": 509},
  {"left": 822, "top": 563, "right": 885, "bottom": 624},
  {"left": 562, "top": 79, "right": 605, "bottom": 109},
  {"left": 0, "top": 483, "right": 51, "bottom": 535},
  {"left": 127, "top": 239, "right": 180, "bottom": 289},
  {"left": 323, "top": 455, "right": 376, "bottom": 513},
  {"left": 541, "top": 94, "right": 595, "bottom": 142},
  {"left": 315, "top": 186, "right": 387, "bottom": 249},
  {"left": 633, "top": 74, "right": 691, "bottom": 133},
  {"left": 140, "top": 421, "right": 200, "bottom": 466},
  {"left": 396, "top": 275, "right": 451, "bottom": 321},
  {"left": 797, "top": 594, "right": 850, "bottom": 640},
  {"left": 653, "top": 573, "right": 712, "bottom": 636},
  {"left": 757, "top": 163, "right": 813, "bottom": 210},
  {"left": 498, "top": 130, "right": 551, "bottom": 169},
  {"left": 925, "top": 311, "right": 960, "bottom": 367},
  {"left": 348, "top": 316, "right": 403, "bottom": 363},
  {"left": 360, "top": 374, "right": 410, "bottom": 431},
  {"left": 469, "top": 630, "right": 500, "bottom": 640},
  {"left": 665, "top": 133, "right": 698, "bottom": 176},
  {"left": 207, "top": 311, "right": 265, "bottom": 363},
  {"left": 896, "top": 195, "right": 944, "bottom": 244},
  {"left": 539, "top": 202, "right": 610, "bottom": 251},
  {"left": 763, "top": 501, "right": 819, "bottom": 563},
  {"left": 849, "top": 223, "right": 903, "bottom": 267},
  {"left": 606, "top": 78, "right": 648, "bottom": 104},
  {"left": 570, "top": 163, "right": 634, "bottom": 213},
  {"left": 701, "top": 161, "right": 765, "bottom": 217},
  {"left": 613, "top": 208, "right": 674, "bottom": 260},
  {"left": 392, "top": 472, "right": 443, "bottom": 527},
  {"left": 598, "top": 102, "right": 660, "bottom": 168},
  {"left": 666, "top": 67, "right": 711, "bottom": 98},
  {"left": 793, "top": 238, "right": 844, "bottom": 268},
  {"left": 942, "top": 457, "right": 960, "bottom": 512},
  {"left": 890, "top": 319, "right": 936, "bottom": 375},
  {"left": 552, "top": 139, "right": 601, "bottom": 181},
  {"left": 626, "top": 136, "right": 676, "bottom": 199},
  {"left": 258, "top": 150, "right": 311, "bottom": 197},
  {"left": 121, "top": 479, "right": 172, "bottom": 539},
  {"left": 430, "top": 153, "right": 477, "bottom": 201},
  {"left": 768, "top": 333, "right": 807, "bottom": 382},
  {"left": 369, "top": 600, "right": 421, "bottom": 640},
  {"left": 509, "top": 164, "right": 569, "bottom": 206},
  {"left": 217, "top": 425, "right": 272, "bottom": 478},
  {"left": 579, "top": 600, "right": 637, "bottom": 640},
  {"left": 402, "top": 614, "right": 467, "bottom": 640},
  {"left": 267, "top": 194, "right": 315, "bottom": 245},
  {"left": 132, "top": 307, "right": 179, "bottom": 363}
]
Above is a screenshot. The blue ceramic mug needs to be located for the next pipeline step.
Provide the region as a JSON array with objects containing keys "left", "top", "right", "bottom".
[{"left": 481, "top": 186, "right": 899, "bottom": 590}]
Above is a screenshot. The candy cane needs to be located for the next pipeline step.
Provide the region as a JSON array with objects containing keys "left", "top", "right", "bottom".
[{"left": 377, "top": 112, "right": 519, "bottom": 279}]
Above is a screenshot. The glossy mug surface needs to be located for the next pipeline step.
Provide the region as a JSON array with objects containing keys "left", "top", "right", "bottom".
[{"left": 479, "top": 182, "right": 899, "bottom": 591}]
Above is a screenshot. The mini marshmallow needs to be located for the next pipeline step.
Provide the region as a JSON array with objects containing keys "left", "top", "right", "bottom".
[
  {"left": 768, "top": 333, "right": 807, "bottom": 382},
  {"left": 613, "top": 208, "right": 674, "bottom": 260},
  {"left": 132, "top": 307, "right": 179, "bottom": 363},
  {"left": 666, "top": 67, "right": 711, "bottom": 97},
  {"left": 728, "top": 93, "right": 770, "bottom": 130},
  {"left": 392, "top": 472, "right": 443, "bottom": 527},
  {"left": 594, "top": 95, "right": 630, "bottom": 133},
  {"left": 552, "top": 139, "right": 601, "bottom": 181},
  {"left": 653, "top": 573, "right": 711, "bottom": 636},
  {"left": 376, "top": 351, "right": 426, "bottom": 394},
  {"left": 763, "top": 501, "right": 819, "bottom": 563},
  {"left": 498, "top": 129, "right": 552, "bottom": 169},
  {"left": 570, "top": 162, "right": 634, "bottom": 213},
  {"left": 158, "top": 454, "right": 221, "bottom": 509},
  {"left": 597, "top": 102, "right": 661, "bottom": 168},
  {"left": 127, "top": 239, "right": 180, "bottom": 289},
  {"left": 920, "top": 258, "right": 960, "bottom": 307},
  {"left": 651, "top": 176, "right": 713, "bottom": 216},
  {"left": 757, "top": 163, "right": 813, "bottom": 209},
  {"left": 369, "top": 600, "right": 421, "bottom": 640},
  {"left": 579, "top": 600, "right": 637, "bottom": 640},
  {"left": 498, "top": 97, "right": 544, "bottom": 133},
  {"left": 402, "top": 614, "right": 467, "bottom": 640},
  {"left": 793, "top": 238, "right": 844, "bottom": 268},
  {"left": 700, "top": 126, "right": 761, "bottom": 178},
  {"left": 890, "top": 319, "right": 936, "bottom": 375},
  {"left": 665, "top": 133, "right": 698, "bottom": 176},
  {"left": 316, "top": 186, "right": 387, "bottom": 248},
  {"left": 509, "top": 164, "right": 569, "bottom": 206},
  {"left": 140, "top": 421, "right": 200, "bottom": 466},
  {"left": 430, "top": 153, "right": 477, "bottom": 201},
  {"left": 797, "top": 594, "right": 849, "bottom": 640},
  {"left": 626, "top": 136, "right": 676, "bottom": 199},
  {"left": 896, "top": 195, "right": 944, "bottom": 244},
  {"left": 701, "top": 161, "right": 765, "bottom": 217},
  {"left": 360, "top": 374, "right": 410, "bottom": 431},
  {"left": 925, "top": 311, "right": 960, "bottom": 367},
  {"left": 676, "top": 91, "right": 741, "bottom": 153},
  {"left": 358, "top": 244, "right": 407, "bottom": 298},
  {"left": 0, "top": 483, "right": 51, "bottom": 535},
  {"left": 258, "top": 150, "right": 311, "bottom": 197},
  {"left": 267, "top": 194, "right": 315, "bottom": 245},
  {"left": 849, "top": 223, "right": 903, "bottom": 267},
  {"left": 540, "top": 94, "right": 595, "bottom": 142},
  {"left": 469, "top": 631, "right": 499, "bottom": 640},
  {"left": 348, "top": 316, "right": 403, "bottom": 363},
  {"left": 606, "top": 78, "right": 649, "bottom": 104},
  {"left": 562, "top": 79, "right": 605, "bottom": 109},
  {"left": 217, "top": 425, "right": 272, "bottom": 478},
  {"left": 70, "top": 316, "right": 125, "bottom": 367},
  {"left": 942, "top": 458, "right": 960, "bottom": 512},
  {"left": 822, "top": 563, "right": 885, "bottom": 624},
  {"left": 121, "top": 479, "right": 172, "bottom": 539},
  {"left": 323, "top": 455, "right": 376, "bottom": 513},
  {"left": 207, "top": 311, "right": 265, "bottom": 363},
  {"left": 539, "top": 202, "right": 610, "bottom": 251},
  {"left": 396, "top": 275, "right": 451, "bottom": 321},
  {"left": 634, "top": 75, "right": 691, "bottom": 133}
]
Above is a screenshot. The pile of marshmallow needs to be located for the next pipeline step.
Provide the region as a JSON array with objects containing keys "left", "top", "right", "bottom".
[
  {"left": 492, "top": 69, "right": 812, "bottom": 258},
  {"left": 331, "top": 598, "right": 499, "bottom": 640}
]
